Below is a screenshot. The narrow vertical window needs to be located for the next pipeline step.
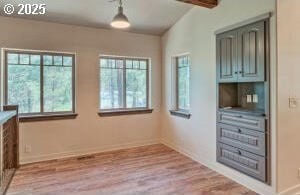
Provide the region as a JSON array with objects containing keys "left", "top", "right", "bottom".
[
  {"left": 177, "top": 55, "right": 190, "bottom": 111},
  {"left": 170, "top": 55, "right": 191, "bottom": 119}
]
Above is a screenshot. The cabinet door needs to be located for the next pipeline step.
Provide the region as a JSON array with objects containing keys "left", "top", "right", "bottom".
[
  {"left": 237, "top": 21, "right": 265, "bottom": 82},
  {"left": 216, "top": 30, "right": 238, "bottom": 83}
]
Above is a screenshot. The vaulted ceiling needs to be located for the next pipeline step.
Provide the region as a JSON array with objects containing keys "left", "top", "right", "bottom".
[{"left": 0, "top": 0, "right": 194, "bottom": 35}]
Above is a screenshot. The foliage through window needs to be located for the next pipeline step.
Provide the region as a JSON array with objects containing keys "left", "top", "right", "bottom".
[
  {"left": 5, "top": 50, "right": 75, "bottom": 115},
  {"left": 100, "top": 56, "right": 149, "bottom": 110},
  {"left": 176, "top": 55, "right": 190, "bottom": 111}
]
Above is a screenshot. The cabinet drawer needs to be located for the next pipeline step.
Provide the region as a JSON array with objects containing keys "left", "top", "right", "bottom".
[
  {"left": 217, "top": 112, "right": 266, "bottom": 132},
  {"left": 217, "top": 123, "right": 266, "bottom": 156},
  {"left": 217, "top": 143, "right": 266, "bottom": 182}
]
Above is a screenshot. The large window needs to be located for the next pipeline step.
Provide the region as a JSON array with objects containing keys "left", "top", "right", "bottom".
[
  {"left": 176, "top": 55, "right": 190, "bottom": 112},
  {"left": 100, "top": 56, "right": 149, "bottom": 111},
  {"left": 5, "top": 50, "right": 75, "bottom": 116}
]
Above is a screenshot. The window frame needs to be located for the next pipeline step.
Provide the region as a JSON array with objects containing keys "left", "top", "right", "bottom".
[
  {"left": 4, "top": 49, "right": 76, "bottom": 121},
  {"left": 170, "top": 54, "right": 191, "bottom": 119},
  {"left": 99, "top": 55, "right": 151, "bottom": 113}
]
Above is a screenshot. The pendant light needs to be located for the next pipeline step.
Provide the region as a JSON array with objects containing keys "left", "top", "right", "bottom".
[{"left": 111, "top": 0, "right": 130, "bottom": 29}]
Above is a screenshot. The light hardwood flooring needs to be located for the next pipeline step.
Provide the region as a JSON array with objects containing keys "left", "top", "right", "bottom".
[{"left": 7, "top": 144, "right": 256, "bottom": 195}]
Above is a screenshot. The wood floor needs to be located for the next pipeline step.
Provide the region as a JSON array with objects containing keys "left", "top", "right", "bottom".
[{"left": 7, "top": 144, "right": 256, "bottom": 195}]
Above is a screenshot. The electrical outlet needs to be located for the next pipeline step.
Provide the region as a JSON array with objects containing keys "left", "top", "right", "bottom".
[
  {"left": 253, "top": 94, "right": 258, "bottom": 103},
  {"left": 247, "top": 95, "right": 252, "bottom": 103},
  {"left": 25, "top": 145, "right": 32, "bottom": 153}
]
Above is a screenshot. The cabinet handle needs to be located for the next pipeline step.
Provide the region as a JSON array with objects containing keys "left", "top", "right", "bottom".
[
  {"left": 238, "top": 150, "right": 242, "bottom": 155},
  {"left": 234, "top": 71, "right": 238, "bottom": 74},
  {"left": 239, "top": 71, "right": 243, "bottom": 74},
  {"left": 238, "top": 129, "right": 242, "bottom": 133}
]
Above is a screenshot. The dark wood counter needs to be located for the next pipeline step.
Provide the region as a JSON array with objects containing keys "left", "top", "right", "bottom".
[{"left": 0, "top": 105, "right": 19, "bottom": 195}]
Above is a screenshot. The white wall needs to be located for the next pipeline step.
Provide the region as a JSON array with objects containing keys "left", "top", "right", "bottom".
[
  {"left": 0, "top": 16, "right": 162, "bottom": 164},
  {"left": 161, "top": 0, "right": 277, "bottom": 194},
  {"left": 277, "top": 0, "right": 300, "bottom": 194}
]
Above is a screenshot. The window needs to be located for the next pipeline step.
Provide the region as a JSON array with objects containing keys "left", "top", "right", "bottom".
[
  {"left": 170, "top": 55, "right": 191, "bottom": 119},
  {"left": 99, "top": 56, "right": 150, "bottom": 113},
  {"left": 5, "top": 50, "right": 75, "bottom": 119},
  {"left": 176, "top": 55, "right": 190, "bottom": 111}
]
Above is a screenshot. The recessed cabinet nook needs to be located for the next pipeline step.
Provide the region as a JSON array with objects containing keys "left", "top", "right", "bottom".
[{"left": 216, "top": 15, "right": 270, "bottom": 183}]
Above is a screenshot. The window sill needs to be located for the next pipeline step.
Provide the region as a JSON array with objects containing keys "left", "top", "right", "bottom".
[
  {"left": 19, "top": 113, "right": 78, "bottom": 122},
  {"left": 169, "top": 110, "right": 191, "bottom": 119},
  {"left": 98, "top": 109, "right": 153, "bottom": 117}
]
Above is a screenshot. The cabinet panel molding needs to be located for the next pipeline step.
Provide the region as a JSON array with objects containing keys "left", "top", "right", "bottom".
[
  {"left": 217, "top": 30, "right": 238, "bottom": 83},
  {"left": 217, "top": 143, "right": 266, "bottom": 182},
  {"left": 238, "top": 21, "right": 265, "bottom": 82},
  {"left": 218, "top": 111, "right": 266, "bottom": 132}
]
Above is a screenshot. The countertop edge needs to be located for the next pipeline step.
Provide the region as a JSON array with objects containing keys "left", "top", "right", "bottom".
[{"left": 0, "top": 111, "right": 17, "bottom": 125}]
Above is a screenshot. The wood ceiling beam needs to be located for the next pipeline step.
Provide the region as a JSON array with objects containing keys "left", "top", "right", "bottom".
[{"left": 176, "top": 0, "right": 218, "bottom": 8}]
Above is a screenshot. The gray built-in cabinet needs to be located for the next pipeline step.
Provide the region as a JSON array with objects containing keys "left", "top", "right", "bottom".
[
  {"left": 216, "top": 18, "right": 270, "bottom": 183},
  {"left": 217, "top": 21, "right": 265, "bottom": 83}
]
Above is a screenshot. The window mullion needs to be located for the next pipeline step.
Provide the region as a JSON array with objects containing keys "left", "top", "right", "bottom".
[
  {"left": 4, "top": 51, "right": 8, "bottom": 104},
  {"left": 123, "top": 58, "right": 127, "bottom": 109},
  {"left": 40, "top": 54, "right": 44, "bottom": 114},
  {"left": 146, "top": 60, "right": 149, "bottom": 108},
  {"left": 72, "top": 55, "right": 75, "bottom": 113},
  {"left": 176, "top": 58, "right": 179, "bottom": 110}
]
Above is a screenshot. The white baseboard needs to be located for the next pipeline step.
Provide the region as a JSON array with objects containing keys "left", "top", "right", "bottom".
[
  {"left": 279, "top": 184, "right": 300, "bottom": 195},
  {"left": 161, "top": 139, "right": 276, "bottom": 195},
  {"left": 20, "top": 139, "right": 160, "bottom": 165}
]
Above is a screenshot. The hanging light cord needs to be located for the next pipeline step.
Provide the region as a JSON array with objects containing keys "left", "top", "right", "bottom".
[{"left": 109, "top": 0, "right": 123, "bottom": 7}]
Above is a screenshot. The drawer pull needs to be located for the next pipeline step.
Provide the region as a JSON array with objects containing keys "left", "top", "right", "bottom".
[
  {"left": 238, "top": 150, "right": 242, "bottom": 155},
  {"left": 238, "top": 129, "right": 242, "bottom": 133}
]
